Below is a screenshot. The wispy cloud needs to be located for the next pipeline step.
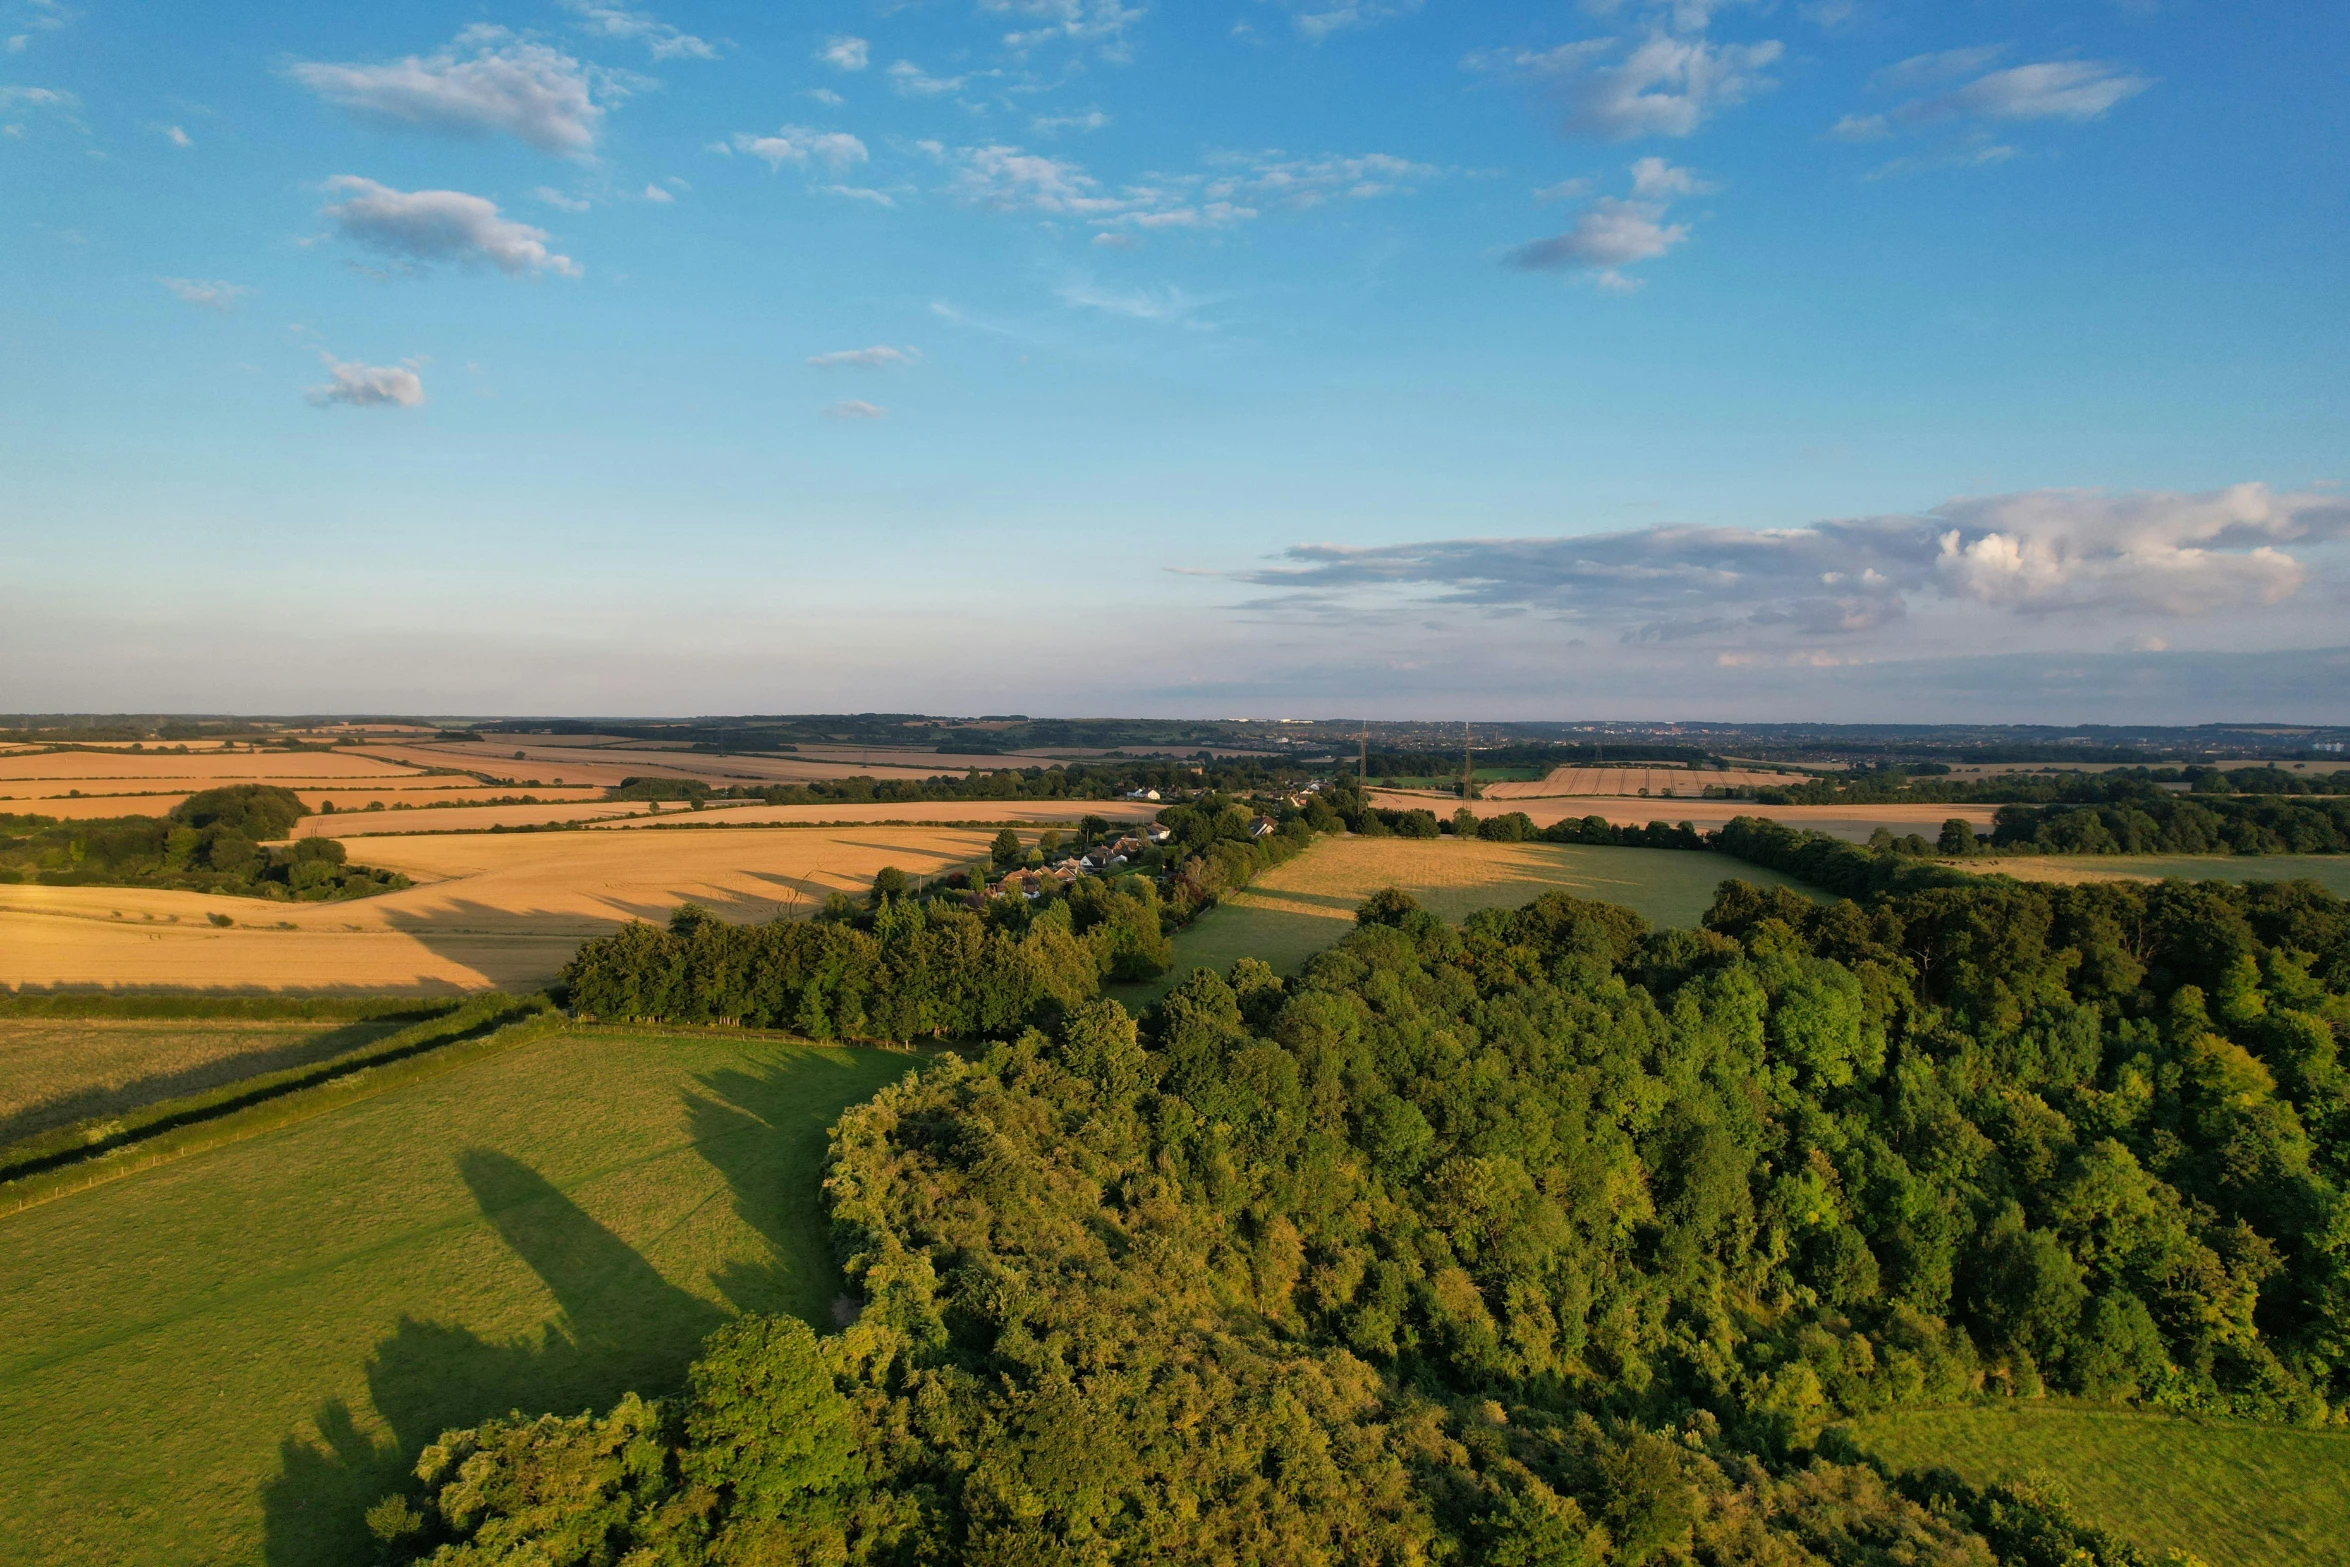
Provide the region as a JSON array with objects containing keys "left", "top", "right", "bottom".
[
  {"left": 160, "top": 277, "right": 252, "bottom": 310},
  {"left": 1033, "top": 108, "right": 1110, "bottom": 134},
  {"left": 305, "top": 351, "right": 425, "bottom": 409},
  {"left": 1279, "top": 0, "right": 1423, "bottom": 43},
  {"left": 556, "top": 0, "right": 717, "bottom": 61},
  {"left": 288, "top": 26, "right": 621, "bottom": 158},
  {"left": 1835, "top": 54, "right": 2150, "bottom": 176},
  {"left": 887, "top": 59, "right": 969, "bottom": 97},
  {"left": 808, "top": 345, "right": 919, "bottom": 368},
  {"left": 983, "top": 0, "right": 1146, "bottom": 58},
  {"left": 321, "top": 176, "right": 581, "bottom": 277},
  {"left": 823, "top": 399, "right": 888, "bottom": 419},
  {"left": 1057, "top": 277, "right": 1208, "bottom": 323}
]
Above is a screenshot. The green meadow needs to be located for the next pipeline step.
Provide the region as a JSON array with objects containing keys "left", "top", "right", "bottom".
[
  {"left": 1118, "top": 835, "right": 1821, "bottom": 1006},
  {"left": 0, "top": 1027, "right": 918, "bottom": 1567},
  {"left": 1842, "top": 1403, "right": 2350, "bottom": 1566}
]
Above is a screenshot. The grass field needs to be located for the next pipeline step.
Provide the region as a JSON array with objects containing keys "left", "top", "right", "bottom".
[
  {"left": 1963, "top": 853, "right": 2350, "bottom": 898},
  {"left": 1116, "top": 837, "right": 1820, "bottom": 1005},
  {"left": 0, "top": 1027, "right": 919, "bottom": 1566},
  {"left": 1841, "top": 1403, "right": 2350, "bottom": 1566},
  {"left": 1376, "top": 791, "right": 1966, "bottom": 844},
  {"left": 1483, "top": 764, "right": 1810, "bottom": 798},
  {"left": 0, "top": 1017, "right": 407, "bottom": 1148}
]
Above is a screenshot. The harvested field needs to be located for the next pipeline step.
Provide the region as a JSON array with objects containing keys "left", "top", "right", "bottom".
[
  {"left": 585, "top": 798, "right": 1165, "bottom": 833},
  {"left": 1482, "top": 764, "right": 1810, "bottom": 799},
  {"left": 0, "top": 1025, "right": 919, "bottom": 1567},
  {"left": 0, "top": 1016, "right": 406, "bottom": 1147},
  {"left": 1959, "top": 853, "right": 2350, "bottom": 897},
  {"left": 0, "top": 823, "right": 1002, "bottom": 993},
  {"left": 1115, "top": 835, "right": 1821, "bottom": 1005},
  {"left": 1376, "top": 791, "right": 1961, "bottom": 844}
]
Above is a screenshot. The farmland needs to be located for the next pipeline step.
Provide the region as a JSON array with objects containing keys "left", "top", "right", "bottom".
[
  {"left": 1481, "top": 762, "right": 1813, "bottom": 798},
  {"left": 0, "top": 1025, "right": 918, "bottom": 1567},
  {"left": 1116, "top": 834, "right": 1820, "bottom": 1003},
  {"left": 0, "top": 1014, "right": 409, "bottom": 1147},
  {"left": 1959, "top": 851, "right": 2350, "bottom": 897},
  {"left": 1841, "top": 1404, "right": 2350, "bottom": 1566},
  {"left": 1386, "top": 789, "right": 1966, "bottom": 844},
  {"left": 0, "top": 822, "right": 1006, "bottom": 993}
]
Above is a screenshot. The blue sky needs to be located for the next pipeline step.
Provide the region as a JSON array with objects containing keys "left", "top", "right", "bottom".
[{"left": 3, "top": 0, "right": 2344, "bottom": 720}]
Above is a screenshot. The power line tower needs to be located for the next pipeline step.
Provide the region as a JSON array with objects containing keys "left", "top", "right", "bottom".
[
  {"left": 1460, "top": 719, "right": 1475, "bottom": 800},
  {"left": 1358, "top": 722, "right": 1368, "bottom": 790}
]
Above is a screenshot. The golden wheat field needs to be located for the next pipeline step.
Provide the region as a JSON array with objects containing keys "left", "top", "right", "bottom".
[
  {"left": 0, "top": 824, "right": 1002, "bottom": 993},
  {"left": 1481, "top": 764, "right": 1813, "bottom": 799}
]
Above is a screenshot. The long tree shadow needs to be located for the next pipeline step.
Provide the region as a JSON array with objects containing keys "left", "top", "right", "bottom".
[
  {"left": 260, "top": 1150, "right": 724, "bottom": 1567},
  {"left": 686, "top": 1055, "right": 881, "bottom": 1328}
]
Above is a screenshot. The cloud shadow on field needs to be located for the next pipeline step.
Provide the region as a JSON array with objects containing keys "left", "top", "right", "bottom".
[{"left": 259, "top": 1149, "right": 724, "bottom": 1567}]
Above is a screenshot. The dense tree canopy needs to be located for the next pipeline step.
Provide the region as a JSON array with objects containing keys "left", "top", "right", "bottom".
[{"left": 393, "top": 869, "right": 2348, "bottom": 1565}]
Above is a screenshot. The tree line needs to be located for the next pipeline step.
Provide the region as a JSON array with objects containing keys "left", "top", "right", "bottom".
[
  {"left": 380, "top": 864, "right": 2350, "bottom": 1564},
  {"left": 0, "top": 785, "right": 407, "bottom": 900}
]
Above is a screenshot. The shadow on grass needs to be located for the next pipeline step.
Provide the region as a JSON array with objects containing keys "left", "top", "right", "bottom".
[
  {"left": 687, "top": 1053, "right": 871, "bottom": 1328},
  {"left": 259, "top": 1150, "right": 724, "bottom": 1567}
]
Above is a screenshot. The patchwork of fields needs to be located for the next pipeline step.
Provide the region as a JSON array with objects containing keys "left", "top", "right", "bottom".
[{"left": 0, "top": 1026, "right": 917, "bottom": 1567}]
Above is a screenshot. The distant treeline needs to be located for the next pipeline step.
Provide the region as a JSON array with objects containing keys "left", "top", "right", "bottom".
[
  {"left": 0, "top": 785, "right": 408, "bottom": 900},
  {"left": 1744, "top": 765, "right": 2350, "bottom": 808},
  {"left": 1354, "top": 742, "right": 1718, "bottom": 775},
  {"left": 607, "top": 755, "right": 1321, "bottom": 809},
  {"left": 565, "top": 801, "right": 1313, "bottom": 1039}
]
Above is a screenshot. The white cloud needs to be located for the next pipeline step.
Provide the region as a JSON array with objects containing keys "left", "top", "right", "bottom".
[
  {"left": 557, "top": 0, "right": 717, "bottom": 61},
  {"left": 0, "top": 83, "right": 74, "bottom": 110},
  {"left": 160, "top": 277, "right": 252, "bottom": 309},
  {"left": 1628, "top": 155, "right": 1713, "bottom": 196},
  {"left": 321, "top": 177, "right": 580, "bottom": 277},
  {"left": 806, "top": 87, "right": 845, "bottom": 106},
  {"left": 1534, "top": 176, "right": 1593, "bottom": 201},
  {"left": 1058, "top": 278, "right": 1205, "bottom": 322},
  {"left": 642, "top": 181, "right": 673, "bottom": 202},
  {"left": 1510, "top": 159, "right": 1705, "bottom": 283},
  {"left": 305, "top": 352, "right": 424, "bottom": 409},
  {"left": 533, "top": 185, "right": 591, "bottom": 211},
  {"left": 726, "top": 126, "right": 869, "bottom": 173},
  {"left": 887, "top": 59, "right": 967, "bottom": 97},
  {"left": 823, "top": 184, "right": 897, "bottom": 206},
  {"left": 1511, "top": 196, "right": 1686, "bottom": 275},
  {"left": 808, "top": 345, "right": 917, "bottom": 368},
  {"left": 159, "top": 123, "right": 191, "bottom": 147},
  {"left": 818, "top": 35, "right": 870, "bottom": 71},
  {"left": 1092, "top": 231, "right": 1136, "bottom": 249},
  {"left": 823, "top": 399, "right": 888, "bottom": 419},
  {"left": 1203, "top": 149, "right": 1437, "bottom": 209},
  {"left": 288, "top": 27, "right": 616, "bottom": 158},
  {"left": 1033, "top": 108, "right": 1110, "bottom": 134},
  {"left": 983, "top": 0, "right": 1146, "bottom": 56},
  {"left": 945, "top": 144, "right": 1123, "bottom": 214},
  {"left": 1470, "top": 30, "right": 1782, "bottom": 140},
  {"left": 1870, "top": 44, "right": 2006, "bottom": 92},
  {"left": 1280, "top": 0, "right": 1422, "bottom": 43},
  {"left": 1912, "top": 60, "right": 2154, "bottom": 123},
  {"left": 1233, "top": 484, "right": 2350, "bottom": 642},
  {"left": 1841, "top": 57, "right": 2152, "bottom": 152}
]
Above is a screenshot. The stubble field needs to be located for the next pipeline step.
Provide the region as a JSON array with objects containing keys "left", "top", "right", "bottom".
[{"left": 0, "top": 823, "right": 1003, "bottom": 993}]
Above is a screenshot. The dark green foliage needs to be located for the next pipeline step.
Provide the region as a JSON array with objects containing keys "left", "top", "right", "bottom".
[
  {"left": 608, "top": 776, "right": 713, "bottom": 802},
  {"left": 0, "top": 785, "right": 406, "bottom": 900},
  {"left": 407, "top": 869, "right": 2344, "bottom": 1563}
]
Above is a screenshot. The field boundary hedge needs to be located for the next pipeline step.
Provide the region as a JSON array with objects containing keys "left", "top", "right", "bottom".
[{"left": 0, "top": 996, "right": 557, "bottom": 1215}]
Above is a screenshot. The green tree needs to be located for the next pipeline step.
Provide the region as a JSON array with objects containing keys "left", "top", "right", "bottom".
[{"left": 991, "top": 827, "right": 1024, "bottom": 868}]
